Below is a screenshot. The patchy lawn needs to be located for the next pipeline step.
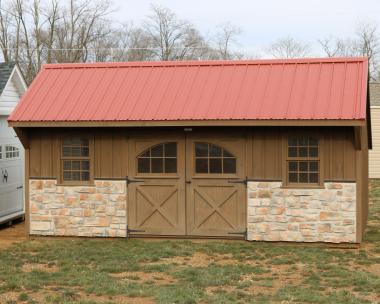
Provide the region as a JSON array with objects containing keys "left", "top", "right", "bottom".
[{"left": 1, "top": 182, "right": 380, "bottom": 304}]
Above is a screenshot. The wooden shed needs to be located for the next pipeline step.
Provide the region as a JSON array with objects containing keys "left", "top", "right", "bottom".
[{"left": 8, "top": 57, "right": 371, "bottom": 243}]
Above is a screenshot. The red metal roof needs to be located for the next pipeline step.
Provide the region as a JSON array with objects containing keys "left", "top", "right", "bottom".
[{"left": 8, "top": 57, "right": 369, "bottom": 123}]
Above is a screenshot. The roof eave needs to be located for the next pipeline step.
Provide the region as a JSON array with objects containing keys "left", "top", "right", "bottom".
[{"left": 8, "top": 119, "right": 366, "bottom": 128}]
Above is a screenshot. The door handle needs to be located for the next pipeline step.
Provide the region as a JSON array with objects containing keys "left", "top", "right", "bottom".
[
  {"left": 17, "top": 185, "right": 23, "bottom": 189},
  {"left": 186, "top": 180, "right": 191, "bottom": 184},
  {"left": 2, "top": 169, "right": 8, "bottom": 183}
]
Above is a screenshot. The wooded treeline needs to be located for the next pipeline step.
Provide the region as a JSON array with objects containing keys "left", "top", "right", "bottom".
[{"left": 0, "top": 0, "right": 379, "bottom": 84}]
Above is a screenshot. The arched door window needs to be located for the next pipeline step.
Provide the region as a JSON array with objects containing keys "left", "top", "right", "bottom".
[
  {"left": 137, "top": 142, "right": 177, "bottom": 174},
  {"left": 195, "top": 142, "right": 236, "bottom": 174}
]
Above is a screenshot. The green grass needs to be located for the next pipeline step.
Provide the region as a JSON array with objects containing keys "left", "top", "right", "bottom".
[{"left": 1, "top": 181, "right": 380, "bottom": 303}]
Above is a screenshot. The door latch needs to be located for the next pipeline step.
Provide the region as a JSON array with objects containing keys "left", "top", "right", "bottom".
[
  {"left": 228, "top": 176, "right": 248, "bottom": 185},
  {"left": 125, "top": 176, "right": 144, "bottom": 185}
]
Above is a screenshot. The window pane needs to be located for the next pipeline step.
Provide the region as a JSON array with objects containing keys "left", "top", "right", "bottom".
[
  {"left": 63, "top": 161, "right": 71, "bottom": 170},
  {"left": 71, "top": 137, "right": 82, "bottom": 145},
  {"left": 309, "top": 147, "right": 318, "bottom": 157},
  {"left": 151, "top": 144, "right": 163, "bottom": 157},
  {"left": 81, "top": 171, "right": 90, "bottom": 181},
  {"left": 195, "top": 143, "right": 208, "bottom": 157},
  {"left": 289, "top": 173, "right": 298, "bottom": 183},
  {"left": 309, "top": 173, "right": 319, "bottom": 183},
  {"left": 151, "top": 158, "right": 163, "bottom": 173},
  {"left": 165, "top": 143, "right": 177, "bottom": 157},
  {"left": 80, "top": 138, "right": 89, "bottom": 146},
  {"left": 210, "top": 145, "right": 222, "bottom": 157},
  {"left": 63, "top": 171, "right": 71, "bottom": 181},
  {"left": 309, "top": 138, "right": 318, "bottom": 146},
  {"left": 299, "top": 162, "right": 308, "bottom": 172},
  {"left": 299, "top": 173, "right": 308, "bottom": 183},
  {"left": 72, "top": 147, "right": 81, "bottom": 157},
  {"left": 309, "top": 161, "right": 318, "bottom": 172},
  {"left": 223, "top": 158, "right": 236, "bottom": 173},
  {"left": 138, "top": 158, "right": 150, "bottom": 173},
  {"left": 299, "top": 138, "right": 308, "bottom": 146},
  {"left": 72, "top": 171, "right": 80, "bottom": 181},
  {"left": 72, "top": 161, "right": 80, "bottom": 170},
  {"left": 196, "top": 158, "right": 208, "bottom": 173},
  {"left": 63, "top": 138, "right": 73, "bottom": 145},
  {"left": 165, "top": 158, "right": 177, "bottom": 173},
  {"left": 210, "top": 158, "right": 222, "bottom": 173},
  {"left": 81, "top": 161, "right": 90, "bottom": 170},
  {"left": 81, "top": 147, "right": 89, "bottom": 157},
  {"left": 288, "top": 138, "right": 298, "bottom": 146},
  {"left": 288, "top": 161, "right": 298, "bottom": 171},
  {"left": 63, "top": 147, "right": 71, "bottom": 157},
  {"left": 299, "top": 147, "right": 308, "bottom": 157},
  {"left": 288, "top": 147, "right": 297, "bottom": 157}
]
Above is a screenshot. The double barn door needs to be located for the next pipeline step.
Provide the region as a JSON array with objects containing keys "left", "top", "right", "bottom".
[{"left": 127, "top": 131, "right": 246, "bottom": 238}]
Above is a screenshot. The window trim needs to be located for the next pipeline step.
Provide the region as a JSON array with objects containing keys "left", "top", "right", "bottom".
[
  {"left": 58, "top": 135, "right": 94, "bottom": 186},
  {"left": 282, "top": 133, "right": 324, "bottom": 189}
]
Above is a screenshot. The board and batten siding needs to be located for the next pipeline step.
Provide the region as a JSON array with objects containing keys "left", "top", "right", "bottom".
[
  {"left": 369, "top": 106, "right": 380, "bottom": 178},
  {"left": 28, "top": 127, "right": 356, "bottom": 182},
  {"left": 249, "top": 127, "right": 356, "bottom": 181},
  {"left": 29, "top": 130, "right": 128, "bottom": 179}
]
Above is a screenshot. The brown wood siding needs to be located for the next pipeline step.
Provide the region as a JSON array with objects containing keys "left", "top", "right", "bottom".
[
  {"left": 94, "top": 132, "right": 128, "bottom": 178},
  {"left": 28, "top": 129, "right": 128, "bottom": 179},
  {"left": 250, "top": 128, "right": 282, "bottom": 179},
  {"left": 27, "top": 127, "right": 356, "bottom": 182},
  {"left": 323, "top": 128, "right": 356, "bottom": 181},
  {"left": 249, "top": 127, "right": 356, "bottom": 181}
]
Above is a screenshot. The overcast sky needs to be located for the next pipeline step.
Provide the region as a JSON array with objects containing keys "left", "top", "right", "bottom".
[{"left": 113, "top": 0, "right": 380, "bottom": 57}]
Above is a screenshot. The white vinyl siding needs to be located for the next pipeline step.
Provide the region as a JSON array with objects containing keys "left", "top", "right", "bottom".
[
  {"left": 0, "top": 80, "right": 20, "bottom": 115},
  {"left": 369, "top": 107, "right": 380, "bottom": 178}
]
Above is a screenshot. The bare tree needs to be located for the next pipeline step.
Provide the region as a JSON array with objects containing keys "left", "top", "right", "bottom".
[
  {"left": 0, "top": 0, "right": 113, "bottom": 83},
  {"left": 143, "top": 5, "right": 205, "bottom": 61},
  {"left": 213, "top": 22, "right": 242, "bottom": 59},
  {"left": 268, "top": 36, "right": 310, "bottom": 58},
  {"left": 319, "top": 22, "right": 380, "bottom": 80},
  {"left": 318, "top": 37, "right": 356, "bottom": 57},
  {"left": 0, "top": 1, "right": 244, "bottom": 83}
]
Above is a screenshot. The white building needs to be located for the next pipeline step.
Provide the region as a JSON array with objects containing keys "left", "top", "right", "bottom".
[{"left": 0, "top": 62, "right": 27, "bottom": 224}]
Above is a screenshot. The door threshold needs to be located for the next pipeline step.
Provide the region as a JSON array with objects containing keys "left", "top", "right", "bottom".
[{"left": 128, "top": 234, "right": 245, "bottom": 240}]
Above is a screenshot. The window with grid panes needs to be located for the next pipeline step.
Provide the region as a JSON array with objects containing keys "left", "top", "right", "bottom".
[
  {"left": 287, "top": 137, "right": 320, "bottom": 185},
  {"left": 137, "top": 142, "right": 177, "bottom": 174},
  {"left": 195, "top": 142, "right": 236, "bottom": 174},
  {"left": 61, "top": 137, "right": 90, "bottom": 182},
  {"left": 5, "top": 145, "right": 19, "bottom": 158}
]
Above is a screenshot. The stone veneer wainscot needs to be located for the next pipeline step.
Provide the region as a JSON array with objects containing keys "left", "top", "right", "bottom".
[
  {"left": 247, "top": 182, "right": 356, "bottom": 243},
  {"left": 29, "top": 180, "right": 127, "bottom": 237}
]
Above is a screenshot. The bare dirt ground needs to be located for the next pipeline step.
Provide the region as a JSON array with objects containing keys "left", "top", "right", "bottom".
[{"left": 0, "top": 219, "right": 26, "bottom": 250}]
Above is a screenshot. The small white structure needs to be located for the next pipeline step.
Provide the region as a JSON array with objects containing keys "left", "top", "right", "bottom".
[{"left": 0, "top": 62, "right": 27, "bottom": 224}]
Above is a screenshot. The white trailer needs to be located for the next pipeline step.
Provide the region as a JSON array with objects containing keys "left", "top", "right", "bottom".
[{"left": 0, "top": 63, "right": 27, "bottom": 225}]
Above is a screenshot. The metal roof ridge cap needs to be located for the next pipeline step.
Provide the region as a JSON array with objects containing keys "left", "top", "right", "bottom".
[{"left": 41, "top": 57, "right": 370, "bottom": 69}]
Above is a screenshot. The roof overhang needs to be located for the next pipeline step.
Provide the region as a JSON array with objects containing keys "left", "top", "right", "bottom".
[{"left": 8, "top": 119, "right": 366, "bottom": 128}]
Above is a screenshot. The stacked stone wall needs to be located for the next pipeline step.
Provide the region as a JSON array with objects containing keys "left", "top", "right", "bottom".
[
  {"left": 29, "top": 180, "right": 126, "bottom": 237},
  {"left": 247, "top": 182, "right": 357, "bottom": 243}
]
